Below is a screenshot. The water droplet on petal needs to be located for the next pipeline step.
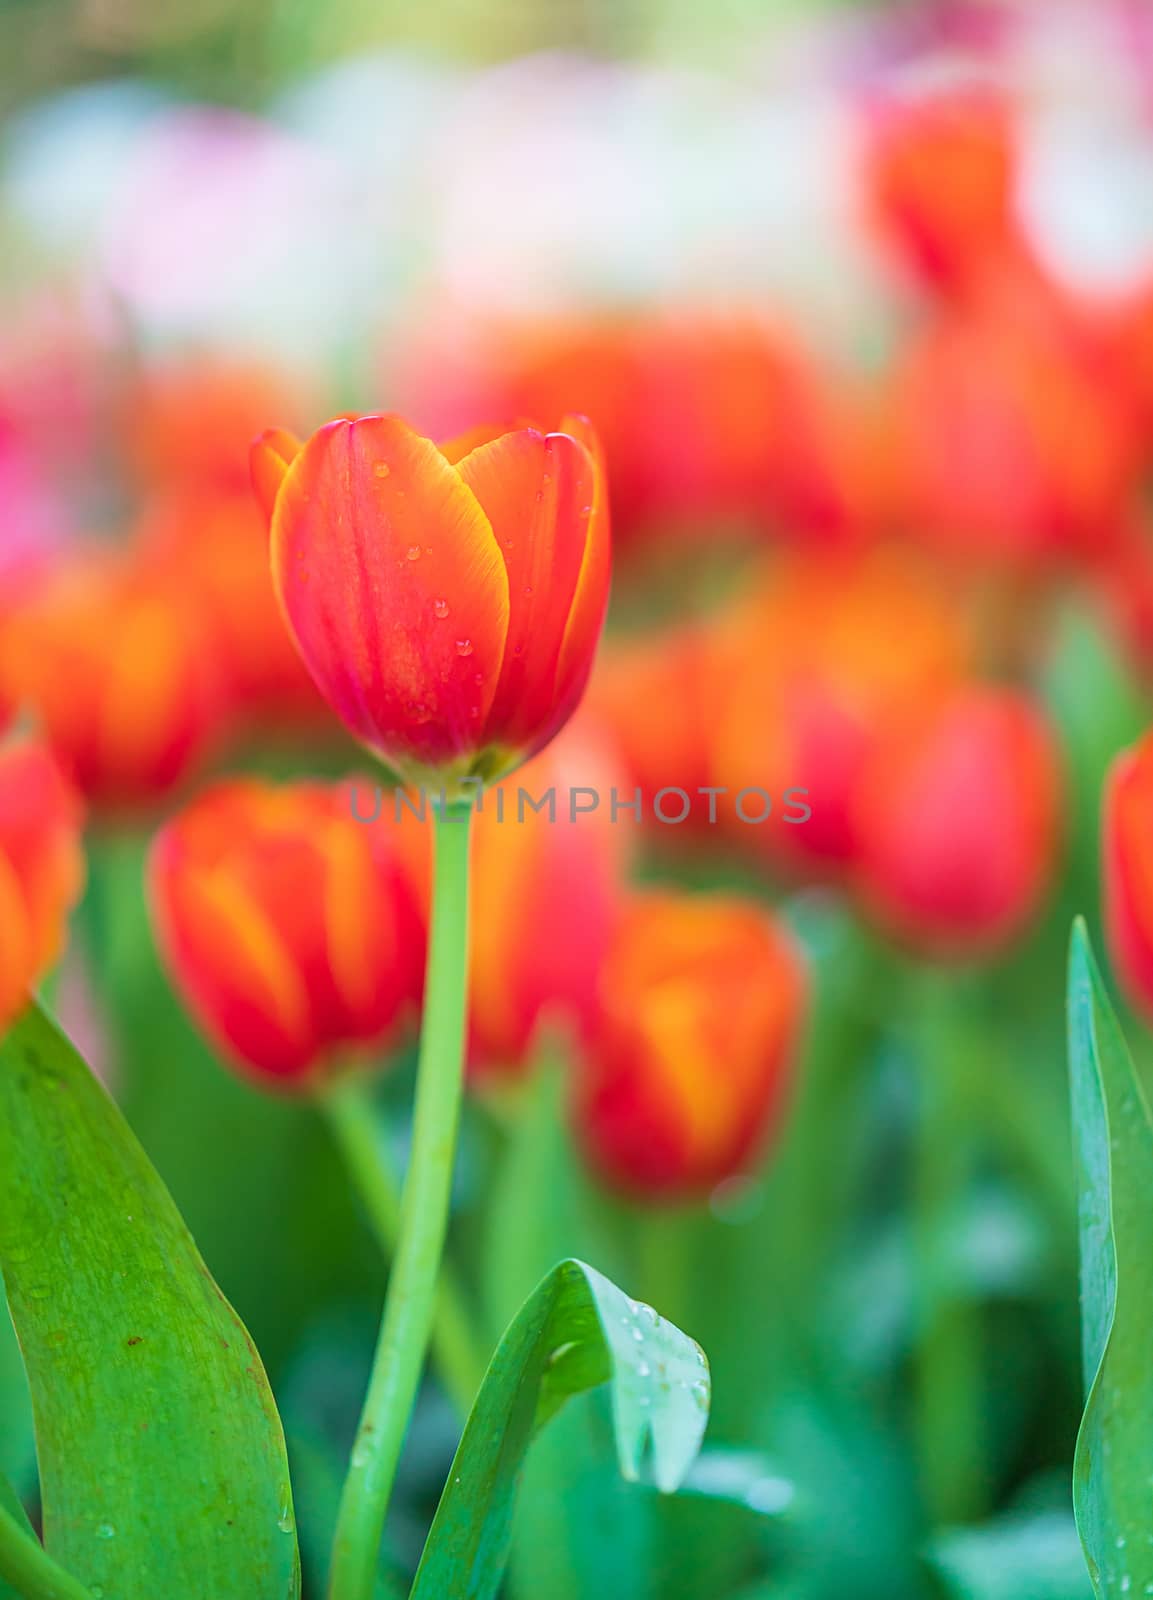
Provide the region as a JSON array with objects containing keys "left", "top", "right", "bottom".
[
  {"left": 373, "top": 462, "right": 391, "bottom": 478},
  {"left": 690, "top": 1380, "right": 709, "bottom": 1410},
  {"left": 433, "top": 598, "right": 450, "bottom": 619},
  {"left": 637, "top": 1361, "right": 651, "bottom": 1377},
  {"left": 406, "top": 545, "right": 422, "bottom": 562},
  {"left": 523, "top": 585, "right": 534, "bottom": 598},
  {"left": 95, "top": 1523, "right": 116, "bottom": 1541},
  {"left": 456, "top": 638, "right": 473, "bottom": 656},
  {"left": 631, "top": 1327, "right": 644, "bottom": 1343}
]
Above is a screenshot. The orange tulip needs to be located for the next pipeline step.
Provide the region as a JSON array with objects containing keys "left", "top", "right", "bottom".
[
  {"left": 573, "top": 893, "right": 807, "bottom": 1200},
  {"left": 396, "top": 313, "right": 893, "bottom": 551},
  {"left": 712, "top": 550, "right": 970, "bottom": 874},
  {"left": 0, "top": 555, "right": 224, "bottom": 810},
  {"left": 1103, "top": 732, "right": 1153, "bottom": 1020},
  {"left": 0, "top": 733, "right": 85, "bottom": 1030},
  {"left": 252, "top": 413, "right": 610, "bottom": 789},
  {"left": 149, "top": 779, "right": 425, "bottom": 1088},
  {"left": 135, "top": 489, "right": 326, "bottom": 731},
  {"left": 852, "top": 686, "right": 1061, "bottom": 958}
]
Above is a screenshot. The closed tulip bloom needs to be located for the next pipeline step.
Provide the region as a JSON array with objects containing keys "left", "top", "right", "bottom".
[
  {"left": 251, "top": 412, "right": 610, "bottom": 790},
  {"left": 574, "top": 894, "right": 807, "bottom": 1200},
  {"left": 0, "top": 733, "right": 85, "bottom": 1030},
  {"left": 1104, "top": 732, "right": 1153, "bottom": 1020},
  {"left": 149, "top": 780, "right": 425, "bottom": 1087},
  {"left": 851, "top": 687, "right": 1060, "bottom": 958}
]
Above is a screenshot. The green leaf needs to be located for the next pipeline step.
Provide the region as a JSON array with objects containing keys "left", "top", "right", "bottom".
[
  {"left": 1067, "top": 920, "right": 1153, "bottom": 1598},
  {"left": 0, "top": 1003, "right": 300, "bottom": 1600},
  {"left": 410, "top": 1258, "right": 710, "bottom": 1600},
  {"left": 927, "top": 1510, "right": 1092, "bottom": 1600}
]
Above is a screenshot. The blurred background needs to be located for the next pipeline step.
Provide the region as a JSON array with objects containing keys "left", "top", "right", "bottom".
[{"left": 5, "top": 0, "right": 1153, "bottom": 1596}]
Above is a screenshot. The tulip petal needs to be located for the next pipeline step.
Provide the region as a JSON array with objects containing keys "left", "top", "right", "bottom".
[
  {"left": 250, "top": 428, "right": 302, "bottom": 523},
  {"left": 554, "top": 417, "right": 612, "bottom": 725},
  {"left": 271, "top": 415, "right": 510, "bottom": 772},
  {"left": 457, "top": 428, "right": 597, "bottom": 753}
]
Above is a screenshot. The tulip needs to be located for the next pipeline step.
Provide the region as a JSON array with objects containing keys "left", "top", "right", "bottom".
[
  {"left": 1103, "top": 732, "right": 1153, "bottom": 1020},
  {"left": 712, "top": 550, "right": 970, "bottom": 873},
  {"left": 886, "top": 290, "right": 1139, "bottom": 573},
  {"left": 0, "top": 556, "right": 225, "bottom": 811},
  {"left": 573, "top": 892, "right": 807, "bottom": 1200},
  {"left": 135, "top": 488, "right": 326, "bottom": 731},
  {"left": 0, "top": 733, "right": 85, "bottom": 1030},
  {"left": 851, "top": 686, "right": 1061, "bottom": 958},
  {"left": 862, "top": 86, "right": 1030, "bottom": 304},
  {"left": 148, "top": 779, "right": 425, "bottom": 1087},
  {"left": 251, "top": 412, "right": 610, "bottom": 789},
  {"left": 396, "top": 313, "right": 887, "bottom": 550}
]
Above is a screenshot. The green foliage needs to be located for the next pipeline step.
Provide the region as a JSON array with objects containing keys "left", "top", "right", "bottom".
[
  {"left": 410, "top": 1258, "right": 711, "bottom": 1600},
  {"left": 0, "top": 1003, "right": 300, "bottom": 1600},
  {"left": 1067, "top": 922, "right": 1153, "bottom": 1598}
]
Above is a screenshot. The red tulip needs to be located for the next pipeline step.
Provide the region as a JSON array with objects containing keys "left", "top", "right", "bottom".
[
  {"left": 252, "top": 413, "right": 610, "bottom": 788},
  {"left": 0, "top": 733, "right": 85, "bottom": 1030},
  {"left": 149, "top": 779, "right": 425, "bottom": 1087},
  {"left": 851, "top": 686, "right": 1061, "bottom": 957},
  {"left": 573, "top": 893, "right": 807, "bottom": 1200}
]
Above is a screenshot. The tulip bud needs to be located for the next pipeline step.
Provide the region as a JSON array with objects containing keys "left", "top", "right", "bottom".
[
  {"left": 252, "top": 412, "right": 610, "bottom": 790},
  {"left": 0, "top": 556, "right": 225, "bottom": 810},
  {"left": 149, "top": 780, "right": 425, "bottom": 1087},
  {"left": 0, "top": 733, "right": 85, "bottom": 1030},
  {"left": 1103, "top": 732, "right": 1153, "bottom": 1020},
  {"left": 573, "top": 893, "right": 807, "bottom": 1200},
  {"left": 851, "top": 686, "right": 1060, "bottom": 958}
]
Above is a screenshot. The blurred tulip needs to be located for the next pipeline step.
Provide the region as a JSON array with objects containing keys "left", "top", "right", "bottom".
[
  {"left": 713, "top": 550, "right": 970, "bottom": 873},
  {"left": 851, "top": 686, "right": 1061, "bottom": 957},
  {"left": 1103, "top": 731, "right": 1153, "bottom": 1020},
  {"left": 398, "top": 313, "right": 889, "bottom": 550},
  {"left": 135, "top": 489, "right": 326, "bottom": 730},
  {"left": 590, "top": 622, "right": 726, "bottom": 840},
  {"left": 0, "top": 556, "right": 224, "bottom": 810},
  {"left": 467, "top": 724, "right": 629, "bottom": 1076},
  {"left": 253, "top": 412, "right": 610, "bottom": 787},
  {"left": 862, "top": 85, "right": 1030, "bottom": 303},
  {"left": 125, "top": 358, "right": 305, "bottom": 497},
  {"left": 573, "top": 892, "right": 807, "bottom": 1200},
  {"left": 389, "top": 721, "right": 628, "bottom": 1077},
  {"left": 149, "top": 779, "right": 425, "bottom": 1087},
  {"left": 0, "top": 733, "right": 85, "bottom": 1030},
  {"left": 886, "top": 289, "right": 1139, "bottom": 572}
]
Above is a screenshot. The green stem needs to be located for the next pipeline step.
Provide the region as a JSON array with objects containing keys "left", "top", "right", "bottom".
[
  {"left": 326, "top": 803, "right": 475, "bottom": 1600},
  {"left": 321, "top": 1076, "right": 485, "bottom": 1418},
  {"left": 913, "top": 972, "right": 985, "bottom": 1528},
  {"left": 0, "top": 1504, "right": 95, "bottom": 1600}
]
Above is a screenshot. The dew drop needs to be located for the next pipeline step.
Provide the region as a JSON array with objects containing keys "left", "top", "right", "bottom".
[
  {"left": 277, "top": 1502, "right": 295, "bottom": 1535},
  {"left": 523, "top": 585, "right": 534, "bottom": 598},
  {"left": 639, "top": 1303, "right": 659, "bottom": 1328},
  {"left": 95, "top": 1523, "right": 116, "bottom": 1541},
  {"left": 631, "top": 1327, "right": 645, "bottom": 1343},
  {"left": 433, "top": 598, "right": 450, "bottom": 619},
  {"left": 690, "top": 1380, "right": 709, "bottom": 1410},
  {"left": 473, "top": 672, "right": 485, "bottom": 685},
  {"left": 638, "top": 1394, "right": 651, "bottom": 1408},
  {"left": 455, "top": 638, "right": 473, "bottom": 656},
  {"left": 637, "top": 1361, "right": 651, "bottom": 1378},
  {"left": 406, "top": 545, "right": 422, "bottom": 562},
  {"left": 373, "top": 462, "right": 391, "bottom": 478},
  {"left": 513, "top": 643, "right": 524, "bottom": 656}
]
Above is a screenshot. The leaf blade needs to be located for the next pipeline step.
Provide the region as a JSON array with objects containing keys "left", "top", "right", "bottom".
[
  {"left": 410, "top": 1257, "right": 710, "bottom": 1600},
  {"left": 0, "top": 1003, "right": 300, "bottom": 1600},
  {"left": 1067, "top": 921, "right": 1153, "bottom": 1598}
]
